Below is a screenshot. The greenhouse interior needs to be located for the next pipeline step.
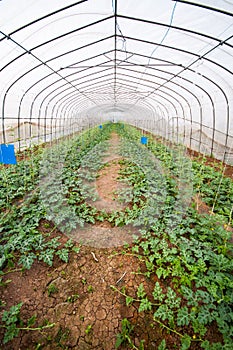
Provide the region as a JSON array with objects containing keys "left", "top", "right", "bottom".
[{"left": 0, "top": 0, "right": 233, "bottom": 349}]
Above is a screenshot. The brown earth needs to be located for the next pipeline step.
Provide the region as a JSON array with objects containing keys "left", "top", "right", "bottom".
[
  {"left": 0, "top": 132, "right": 231, "bottom": 349},
  {"left": 88, "top": 132, "right": 128, "bottom": 213}
]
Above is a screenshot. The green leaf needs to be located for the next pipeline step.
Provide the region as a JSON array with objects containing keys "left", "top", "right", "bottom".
[
  {"left": 137, "top": 283, "right": 146, "bottom": 299},
  {"left": 138, "top": 297, "right": 152, "bottom": 312},
  {"left": 72, "top": 246, "right": 80, "bottom": 254},
  {"left": 181, "top": 334, "right": 191, "bottom": 350},
  {"left": 45, "top": 237, "right": 61, "bottom": 249},
  {"left": 139, "top": 340, "right": 145, "bottom": 350},
  {"left": 197, "top": 305, "right": 213, "bottom": 325},
  {"left": 126, "top": 296, "right": 134, "bottom": 306},
  {"left": 27, "top": 314, "right": 37, "bottom": 327},
  {"left": 115, "top": 334, "right": 123, "bottom": 348},
  {"left": 156, "top": 267, "right": 169, "bottom": 279},
  {"left": 18, "top": 253, "right": 36, "bottom": 269},
  {"left": 165, "top": 287, "right": 181, "bottom": 309},
  {"left": 39, "top": 249, "right": 54, "bottom": 266},
  {"left": 0, "top": 254, "right": 7, "bottom": 269},
  {"left": 154, "top": 304, "right": 173, "bottom": 321},
  {"left": 2, "top": 302, "right": 23, "bottom": 325},
  {"left": 56, "top": 248, "right": 69, "bottom": 263},
  {"left": 158, "top": 339, "right": 167, "bottom": 350},
  {"left": 64, "top": 239, "right": 74, "bottom": 248},
  {"left": 3, "top": 323, "right": 20, "bottom": 344},
  {"left": 180, "top": 285, "right": 194, "bottom": 304},
  {"left": 177, "top": 307, "right": 190, "bottom": 326},
  {"left": 152, "top": 282, "right": 165, "bottom": 302}
]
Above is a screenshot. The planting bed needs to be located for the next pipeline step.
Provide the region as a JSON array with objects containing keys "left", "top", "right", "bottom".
[{"left": 0, "top": 123, "right": 232, "bottom": 350}]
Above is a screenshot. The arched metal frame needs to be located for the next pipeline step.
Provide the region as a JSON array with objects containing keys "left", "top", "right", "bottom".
[{"left": 0, "top": 0, "right": 232, "bottom": 163}]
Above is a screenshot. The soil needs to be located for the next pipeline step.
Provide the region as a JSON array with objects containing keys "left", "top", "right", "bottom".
[
  {"left": 87, "top": 132, "right": 128, "bottom": 213},
  {"left": 0, "top": 132, "right": 231, "bottom": 349}
]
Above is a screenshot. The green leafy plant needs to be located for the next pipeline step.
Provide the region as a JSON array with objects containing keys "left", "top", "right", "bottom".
[
  {"left": 115, "top": 318, "right": 144, "bottom": 350},
  {"left": 85, "top": 324, "right": 92, "bottom": 335},
  {"left": 47, "top": 283, "right": 58, "bottom": 296},
  {"left": 0, "top": 302, "right": 54, "bottom": 344},
  {"left": 66, "top": 294, "right": 79, "bottom": 303}
]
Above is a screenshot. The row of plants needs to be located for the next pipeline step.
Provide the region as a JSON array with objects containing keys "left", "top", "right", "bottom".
[
  {"left": 118, "top": 124, "right": 232, "bottom": 225},
  {"left": 191, "top": 159, "right": 233, "bottom": 224},
  {"left": 39, "top": 122, "right": 171, "bottom": 230},
  {"left": 0, "top": 126, "right": 110, "bottom": 271},
  {"left": 109, "top": 125, "right": 233, "bottom": 349},
  {"left": 113, "top": 207, "right": 233, "bottom": 349},
  {"left": 0, "top": 125, "right": 116, "bottom": 344}
]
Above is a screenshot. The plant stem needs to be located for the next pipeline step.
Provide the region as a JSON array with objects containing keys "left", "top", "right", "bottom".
[
  {"left": 110, "top": 285, "right": 160, "bottom": 306},
  {"left": 0, "top": 268, "right": 23, "bottom": 276},
  {"left": 0, "top": 323, "right": 55, "bottom": 331},
  {"left": 153, "top": 318, "right": 202, "bottom": 342},
  {"left": 20, "top": 323, "right": 55, "bottom": 331}
]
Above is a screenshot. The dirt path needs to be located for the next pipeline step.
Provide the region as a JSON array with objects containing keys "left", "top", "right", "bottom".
[
  {"left": 91, "top": 132, "right": 126, "bottom": 212},
  {"left": 69, "top": 132, "right": 140, "bottom": 249}
]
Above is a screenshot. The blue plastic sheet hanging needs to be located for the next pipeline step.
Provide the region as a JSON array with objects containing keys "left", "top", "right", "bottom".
[
  {"left": 0, "top": 144, "right": 17, "bottom": 165},
  {"left": 141, "top": 136, "right": 148, "bottom": 145}
]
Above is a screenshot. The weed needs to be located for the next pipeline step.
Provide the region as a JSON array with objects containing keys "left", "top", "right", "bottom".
[
  {"left": 66, "top": 294, "right": 79, "bottom": 303},
  {"left": 55, "top": 327, "right": 70, "bottom": 348},
  {"left": 47, "top": 283, "right": 58, "bottom": 296},
  {"left": 85, "top": 324, "right": 92, "bottom": 335},
  {"left": 87, "top": 285, "right": 94, "bottom": 293},
  {"left": 115, "top": 318, "right": 144, "bottom": 350},
  {"left": 0, "top": 302, "right": 54, "bottom": 344}
]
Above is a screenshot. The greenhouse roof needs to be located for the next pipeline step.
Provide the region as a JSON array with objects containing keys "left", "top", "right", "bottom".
[{"left": 0, "top": 0, "right": 233, "bottom": 160}]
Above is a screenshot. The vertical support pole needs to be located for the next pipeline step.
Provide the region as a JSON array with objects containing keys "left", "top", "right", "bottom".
[{"left": 114, "top": 0, "right": 117, "bottom": 106}]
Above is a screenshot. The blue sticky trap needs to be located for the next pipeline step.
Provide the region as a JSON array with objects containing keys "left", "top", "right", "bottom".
[
  {"left": 0, "top": 144, "right": 17, "bottom": 164},
  {"left": 99, "top": 125, "right": 103, "bottom": 129},
  {"left": 141, "top": 136, "right": 148, "bottom": 145}
]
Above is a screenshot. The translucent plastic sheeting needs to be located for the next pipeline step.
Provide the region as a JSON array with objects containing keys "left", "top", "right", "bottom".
[{"left": 0, "top": 0, "right": 232, "bottom": 163}]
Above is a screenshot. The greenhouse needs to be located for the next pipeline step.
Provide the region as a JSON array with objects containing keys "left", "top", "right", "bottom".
[{"left": 0, "top": 0, "right": 233, "bottom": 349}]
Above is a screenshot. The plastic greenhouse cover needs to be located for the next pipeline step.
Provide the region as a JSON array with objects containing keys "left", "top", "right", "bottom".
[{"left": 0, "top": 0, "right": 232, "bottom": 161}]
